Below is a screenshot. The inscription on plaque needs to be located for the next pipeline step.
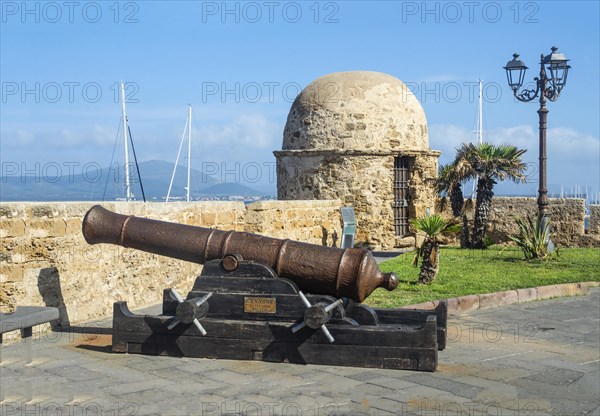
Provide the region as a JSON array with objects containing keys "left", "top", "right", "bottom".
[{"left": 244, "top": 297, "right": 276, "bottom": 314}]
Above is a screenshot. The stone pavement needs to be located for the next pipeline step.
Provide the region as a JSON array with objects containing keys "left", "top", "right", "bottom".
[{"left": 1, "top": 289, "right": 598, "bottom": 416}]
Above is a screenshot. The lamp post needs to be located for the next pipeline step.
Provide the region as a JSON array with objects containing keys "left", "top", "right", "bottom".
[{"left": 503, "top": 46, "right": 571, "bottom": 247}]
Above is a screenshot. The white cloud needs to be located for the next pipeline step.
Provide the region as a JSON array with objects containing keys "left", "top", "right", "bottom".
[
  {"left": 431, "top": 123, "right": 599, "bottom": 163},
  {"left": 58, "top": 129, "right": 85, "bottom": 146},
  {"left": 135, "top": 112, "right": 283, "bottom": 167},
  {"left": 15, "top": 129, "right": 35, "bottom": 145},
  {"left": 91, "top": 125, "right": 115, "bottom": 146},
  {"left": 428, "top": 123, "right": 471, "bottom": 163},
  {"left": 429, "top": 123, "right": 600, "bottom": 192},
  {"left": 197, "top": 113, "right": 280, "bottom": 150},
  {"left": 547, "top": 127, "right": 600, "bottom": 163}
]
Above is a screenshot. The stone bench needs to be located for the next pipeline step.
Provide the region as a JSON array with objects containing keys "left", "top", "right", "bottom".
[
  {"left": 1, "top": 306, "right": 59, "bottom": 338},
  {"left": 0, "top": 306, "right": 59, "bottom": 346}
]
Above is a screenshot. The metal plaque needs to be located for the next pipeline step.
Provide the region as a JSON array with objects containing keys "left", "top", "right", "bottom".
[
  {"left": 244, "top": 297, "right": 276, "bottom": 314},
  {"left": 340, "top": 206, "right": 357, "bottom": 249}
]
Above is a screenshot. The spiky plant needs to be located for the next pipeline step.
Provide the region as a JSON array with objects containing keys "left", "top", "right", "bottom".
[
  {"left": 509, "top": 215, "right": 555, "bottom": 260},
  {"left": 411, "top": 214, "right": 461, "bottom": 285}
]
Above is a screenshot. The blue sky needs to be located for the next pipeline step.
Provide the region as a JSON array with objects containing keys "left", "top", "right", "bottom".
[{"left": 1, "top": 1, "right": 599, "bottom": 197}]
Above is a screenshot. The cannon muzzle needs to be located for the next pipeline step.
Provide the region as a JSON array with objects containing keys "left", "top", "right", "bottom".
[{"left": 82, "top": 205, "right": 397, "bottom": 302}]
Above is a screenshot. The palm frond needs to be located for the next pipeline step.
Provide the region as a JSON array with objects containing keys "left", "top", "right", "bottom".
[{"left": 410, "top": 214, "right": 461, "bottom": 240}]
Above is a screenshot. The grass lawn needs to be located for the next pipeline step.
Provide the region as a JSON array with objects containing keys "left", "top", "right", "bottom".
[{"left": 365, "top": 246, "right": 600, "bottom": 308}]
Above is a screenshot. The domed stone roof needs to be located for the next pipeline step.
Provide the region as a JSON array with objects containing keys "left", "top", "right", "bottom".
[{"left": 283, "top": 71, "right": 428, "bottom": 153}]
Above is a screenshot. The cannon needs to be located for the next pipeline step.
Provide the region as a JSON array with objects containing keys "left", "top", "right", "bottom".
[
  {"left": 83, "top": 205, "right": 447, "bottom": 371},
  {"left": 83, "top": 205, "right": 398, "bottom": 303}
]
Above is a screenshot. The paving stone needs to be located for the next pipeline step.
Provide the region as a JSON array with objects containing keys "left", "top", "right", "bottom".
[
  {"left": 104, "top": 379, "right": 175, "bottom": 396},
  {"left": 202, "top": 368, "right": 263, "bottom": 385},
  {"left": 116, "top": 387, "right": 184, "bottom": 407},
  {"left": 364, "top": 396, "right": 407, "bottom": 414},
  {"left": 222, "top": 360, "right": 273, "bottom": 376},
  {"left": 362, "top": 376, "right": 415, "bottom": 391},
  {"left": 77, "top": 360, "right": 150, "bottom": 383},
  {"left": 589, "top": 405, "right": 600, "bottom": 416},
  {"left": 396, "top": 374, "right": 485, "bottom": 399},
  {"left": 349, "top": 382, "right": 398, "bottom": 397},
  {"left": 44, "top": 364, "right": 107, "bottom": 383},
  {"left": 451, "top": 375, "right": 518, "bottom": 397},
  {"left": 175, "top": 393, "right": 229, "bottom": 414},
  {"left": 0, "top": 288, "right": 596, "bottom": 415},
  {"left": 319, "top": 365, "right": 376, "bottom": 377},
  {"left": 117, "top": 355, "right": 183, "bottom": 372},
  {"left": 254, "top": 371, "right": 322, "bottom": 388},
  {"left": 30, "top": 357, "right": 82, "bottom": 370},
  {"left": 351, "top": 398, "right": 416, "bottom": 416},
  {"left": 347, "top": 370, "right": 393, "bottom": 382},
  {"left": 216, "top": 384, "right": 275, "bottom": 400},
  {"left": 0, "top": 365, "right": 21, "bottom": 383},
  {"left": 507, "top": 375, "right": 595, "bottom": 409},
  {"left": 520, "top": 351, "right": 597, "bottom": 374}
]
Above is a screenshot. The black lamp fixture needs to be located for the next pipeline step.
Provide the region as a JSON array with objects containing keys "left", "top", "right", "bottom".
[
  {"left": 503, "top": 46, "right": 571, "bottom": 248},
  {"left": 503, "top": 53, "right": 528, "bottom": 92}
]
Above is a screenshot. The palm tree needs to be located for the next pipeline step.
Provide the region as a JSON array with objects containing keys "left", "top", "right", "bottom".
[
  {"left": 437, "top": 163, "right": 464, "bottom": 217},
  {"left": 453, "top": 143, "right": 527, "bottom": 249},
  {"left": 411, "top": 214, "right": 461, "bottom": 284}
]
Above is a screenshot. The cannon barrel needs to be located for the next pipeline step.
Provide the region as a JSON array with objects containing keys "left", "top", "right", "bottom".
[{"left": 82, "top": 205, "right": 397, "bottom": 302}]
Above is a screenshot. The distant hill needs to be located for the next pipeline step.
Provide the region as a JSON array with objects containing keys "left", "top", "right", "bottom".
[
  {"left": 200, "top": 182, "right": 269, "bottom": 197},
  {"left": 0, "top": 160, "right": 267, "bottom": 201}
]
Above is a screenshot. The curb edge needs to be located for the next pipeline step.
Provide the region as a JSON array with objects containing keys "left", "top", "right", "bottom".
[{"left": 403, "top": 281, "right": 600, "bottom": 315}]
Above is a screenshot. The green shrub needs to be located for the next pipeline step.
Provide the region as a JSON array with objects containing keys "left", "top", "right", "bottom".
[{"left": 509, "top": 215, "right": 556, "bottom": 260}]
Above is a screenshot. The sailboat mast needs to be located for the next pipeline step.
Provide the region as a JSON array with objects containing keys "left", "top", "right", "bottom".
[
  {"left": 120, "top": 81, "right": 133, "bottom": 201},
  {"left": 471, "top": 79, "right": 484, "bottom": 197},
  {"left": 187, "top": 104, "right": 192, "bottom": 202},
  {"left": 478, "top": 79, "right": 483, "bottom": 145}
]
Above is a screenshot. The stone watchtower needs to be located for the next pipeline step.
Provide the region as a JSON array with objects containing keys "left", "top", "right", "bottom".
[{"left": 274, "top": 71, "right": 440, "bottom": 249}]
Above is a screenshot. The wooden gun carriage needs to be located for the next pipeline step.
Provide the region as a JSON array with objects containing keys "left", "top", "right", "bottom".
[{"left": 83, "top": 205, "right": 447, "bottom": 371}]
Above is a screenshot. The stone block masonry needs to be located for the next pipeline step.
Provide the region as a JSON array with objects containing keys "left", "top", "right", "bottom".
[
  {"left": 0, "top": 201, "right": 342, "bottom": 334},
  {"left": 589, "top": 204, "right": 600, "bottom": 235},
  {"left": 275, "top": 71, "right": 441, "bottom": 251},
  {"left": 1, "top": 197, "right": 595, "bottom": 342},
  {"left": 437, "top": 197, "right": 600, "bottom": 248}
]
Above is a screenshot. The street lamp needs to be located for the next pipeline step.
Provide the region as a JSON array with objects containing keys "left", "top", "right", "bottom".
[{"left": 503, "top": 46, "right": 571, "bottom": 247}]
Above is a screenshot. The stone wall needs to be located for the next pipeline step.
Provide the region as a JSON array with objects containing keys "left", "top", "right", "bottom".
[
  {"left": 276, "top": 150, "right": 439, "bottom": 250},
  {"left": 2, "top": 197, "right": 595, "bottom": 336},
  {"left": 437, "top": 197, "right": 600, "bottom": 247},
  {"left": 589, "top": 205, "right": 600, "bottom": 235},
  {"left": 0, "top": 200, "right": 342, "bottom": 331},
  {"left": 245, "top": 200, "right": 342, "bottom": 245}
]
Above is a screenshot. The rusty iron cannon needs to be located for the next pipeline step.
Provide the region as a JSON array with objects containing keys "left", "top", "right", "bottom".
[
  {"left": 82, "top": 204, "right": 398, "bottom": 303},
  {"left": 82, "top": 205, "right": 447, "bottom": 371}
]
